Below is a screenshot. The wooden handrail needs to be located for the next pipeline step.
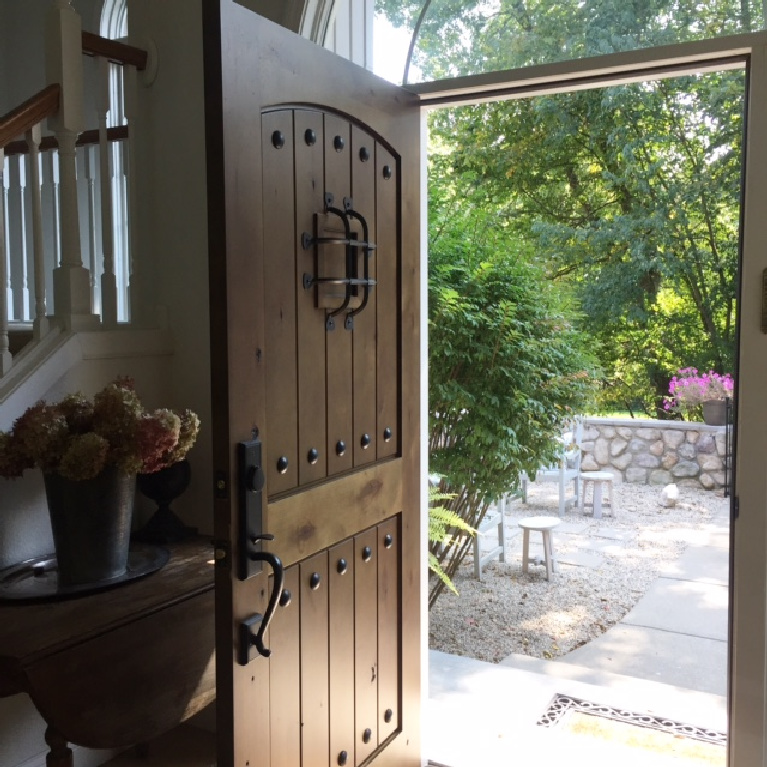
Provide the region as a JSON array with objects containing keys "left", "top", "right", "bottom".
[
  {"left": 82, "top": 31, "right": 148, "bottom": 71},
  {"left": 0, "top": 84, "right": 60, "bottom": 149},
  {"left": 3, "top": 124, "right": 129, "bottom": 157}
]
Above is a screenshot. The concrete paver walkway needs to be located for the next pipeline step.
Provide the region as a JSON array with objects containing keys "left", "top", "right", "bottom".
[
  {"left": 428, "top": 486, "right": 731, "bottom": 765},
  {"left": 549, "top": 499, "right": 730, "bottom": 695}
]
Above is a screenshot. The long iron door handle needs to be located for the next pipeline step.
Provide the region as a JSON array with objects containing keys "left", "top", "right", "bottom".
[{"left": 238, "top": 544, "right": 285, "bottom": 664}]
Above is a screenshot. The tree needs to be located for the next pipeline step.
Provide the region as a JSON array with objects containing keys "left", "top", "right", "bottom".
[
  {"left": 377, "top": 0, "right": 760, "bottom": 83},
  {"left": 377, "top": 0, "right": 746, "bottom": 414},
  {"left": 427, "top": 159, "right": 597, "bottom": 606},
  {"left": 429, "top": 72, "right": 743, "bottom": 414}
]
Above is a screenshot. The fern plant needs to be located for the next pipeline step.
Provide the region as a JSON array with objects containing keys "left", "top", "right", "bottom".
[{"left": 428, "top": 483, "right": 475, "bottom": 596}]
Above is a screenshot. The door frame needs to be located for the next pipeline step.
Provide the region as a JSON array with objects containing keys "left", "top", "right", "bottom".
[{"left": 406, "top": 31, "right": 767, "bottom": 767}]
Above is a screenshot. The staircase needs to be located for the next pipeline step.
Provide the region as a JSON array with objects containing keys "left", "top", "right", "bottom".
[{"left": 0, "top": 2, "right": 151, "bottom": 417}]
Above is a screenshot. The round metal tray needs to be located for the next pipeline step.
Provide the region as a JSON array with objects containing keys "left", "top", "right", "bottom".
[{"left": 0, "top": 543, "right": 170, "bottom": 602}]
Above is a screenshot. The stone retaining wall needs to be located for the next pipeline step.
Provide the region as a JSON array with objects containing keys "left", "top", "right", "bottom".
[{"left": 580, "top": 418, "right": 729, "bottom": 490}]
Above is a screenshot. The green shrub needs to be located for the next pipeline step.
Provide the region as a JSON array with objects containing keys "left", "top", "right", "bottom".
[{"left": 428, "top": 237, "right": 598, "bottom": 607}]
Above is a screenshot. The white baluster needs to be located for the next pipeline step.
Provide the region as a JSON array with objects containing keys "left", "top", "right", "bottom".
[
  {"left": 26, "top": 124, "right": 50, "bottom": 340},
  {"left": 114, "top": 145, "right": 129, "bottom": 321},
  {"left": 8, "top": 154, "right": 29, "bottom": 321},
  {"left": 82, "top": 144, "right": 99, "bottom": 311},
  {"left": 0, "top": 149, "right": 10, "bottom": 375},
  {"left": 2, "top": 154, "right": 12, "bottom": 323},
  {"left": 98, "top": 57, "right": 117, "bottom": 326},
  {"left": 46, "top": 0, "right": 97, "bottom": 329},
  {"left": 123, "top": 63, "right": 141, "bottom": 325}
]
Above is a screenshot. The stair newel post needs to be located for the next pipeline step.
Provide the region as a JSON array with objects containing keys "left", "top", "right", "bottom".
[
  {"left": 45, "top": 0, "right": 97, "bottom": 330},
  {"left": 97, "top": 56, "right": 118, "bottom": 327},
  {"left": 0, "top": 147, "right": 10, "bottom": 375},
  {"left": 26, "top": 124, "right": 51, "bottom": 341}
]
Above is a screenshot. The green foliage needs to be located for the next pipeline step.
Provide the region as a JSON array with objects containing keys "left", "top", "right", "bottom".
[
  {"left": 427, "top": 69, "right": 743, "bottom": 417},
  {"left": 427, "top": 484, "right": 474, "bottom": 596},
  {"left": 377, "top": 0, "right": 761, "bottom": 83},
  {"left": 427, "top": 171, "right": 598, "bottom": 606}
]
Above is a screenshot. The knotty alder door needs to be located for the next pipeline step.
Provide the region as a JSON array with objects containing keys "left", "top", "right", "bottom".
[{"left": 203, "top": 4, "right": 421, "bottom": 767}]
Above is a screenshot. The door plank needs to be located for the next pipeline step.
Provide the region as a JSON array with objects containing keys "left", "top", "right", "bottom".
[
  {"left": 262, "top": 109, "right": 298, "bottom": 496},
  {"left": 324, "top": 114, "right": 354, "bottom": 476},
  {"left": 329, "top": 539, "right": 355, "bottom": 767},
  {"left": 300, "top": 553, "right": 330, "bottom": 767},
  {"left": 375, "top": 147, "right": 398, "bottom": 459},
  {"left": 295, "top": 109, "right": 329, "bottom": 487},
  {"left": 268, "top": 459, "right": 402, "bottom": 567},
  {"left": 354, "top": 528, "right": 378, "bottom": 765},
  {"left": 269, "top": 566, "right": 300, "bottom": 767},
  {"left": 350, "top": 125, "right": 378, "bottom": 468},
  {"left": 231, "top": 574, "right": 270, "bottom": 767},
  {"left": 377, "top": 517, "right": 400, "bottom": 742}
]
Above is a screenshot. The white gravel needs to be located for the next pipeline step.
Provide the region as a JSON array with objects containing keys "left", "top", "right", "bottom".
[{"left": 428, "top": 480, "right": 729, "bottom": 664}]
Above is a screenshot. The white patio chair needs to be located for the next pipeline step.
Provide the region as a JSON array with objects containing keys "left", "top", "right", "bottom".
[{"left": 520, "top": 416, "right": 583, "bottom": 517}]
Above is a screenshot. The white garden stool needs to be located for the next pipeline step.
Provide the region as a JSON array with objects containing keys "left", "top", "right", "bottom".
[
  {"left": 580, "top": 470, "right": 617, "bottom": 519},
  {"left": 518, "top": 516, "right": 560, "bottom": 581}
]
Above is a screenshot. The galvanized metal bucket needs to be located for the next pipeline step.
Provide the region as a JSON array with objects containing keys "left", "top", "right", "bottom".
[{"left": 43, "top": 466, "right": 136, "bottom": 587}]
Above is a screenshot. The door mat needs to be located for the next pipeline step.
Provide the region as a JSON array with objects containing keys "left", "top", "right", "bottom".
[
  {"left": 537, "top": 693, "right": 727, "bottom": 746},
  {"left": 557, "top": 711, "right": 726, "bottom": 764}
]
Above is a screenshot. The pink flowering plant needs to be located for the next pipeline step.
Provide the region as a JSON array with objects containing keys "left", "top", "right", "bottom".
[
  {"left": 665, "top": 368, "right": 734, "bottom": 418},
  {"left": 0, "top": 377, "right": 200, "bottom": 482}
]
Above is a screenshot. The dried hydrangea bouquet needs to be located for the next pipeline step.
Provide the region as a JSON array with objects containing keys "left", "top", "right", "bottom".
[{"left": 0, "top": 377, "right": 199, "bottom": 586}]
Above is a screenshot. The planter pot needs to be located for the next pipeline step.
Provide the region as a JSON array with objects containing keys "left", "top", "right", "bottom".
[
  {"left": 702, "top": 399, "right": 727, "bottom": 426},
  {"left": 43, "top": 466, "right": 136, "bottom": 586}
]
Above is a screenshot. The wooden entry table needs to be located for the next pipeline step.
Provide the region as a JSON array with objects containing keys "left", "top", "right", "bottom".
[{"left": 0, "top": 539, "right": 216, "bottom": 767}]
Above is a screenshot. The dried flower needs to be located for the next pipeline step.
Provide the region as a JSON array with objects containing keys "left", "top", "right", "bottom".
[{"left": 0, "top": 378, "right": 200, "bottom": 481}]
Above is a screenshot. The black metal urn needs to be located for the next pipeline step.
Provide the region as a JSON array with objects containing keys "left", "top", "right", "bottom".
[{"left": 134, "top": 459, "right": 197, "bottom": 544}]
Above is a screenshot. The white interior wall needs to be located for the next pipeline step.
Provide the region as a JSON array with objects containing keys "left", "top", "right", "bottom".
[
  {"left": 127, "top": 0, "right": 212, "bottom": 537},
  {"left": 0, "top": 4, "right": 8, "bottom": 110}
]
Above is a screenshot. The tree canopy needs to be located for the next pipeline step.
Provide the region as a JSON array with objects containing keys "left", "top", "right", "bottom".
[{"left": 378, "top": 0, "right": 761, "bottom": 82}]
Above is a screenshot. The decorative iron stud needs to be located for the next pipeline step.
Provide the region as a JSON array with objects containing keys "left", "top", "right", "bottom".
[
  {"left": 360, "top": 433, "right": 371, "bottom": 449},
  {"left": 338, "top": 752, "right": 348, "bottom": 766},
  {"left": 336, "top": 440, "right": 346, "bottom": 457},
  {"left": 334, "top": 135, "right": 345, "bottom": 152},
  {"left": 337, "top": 558, "right": 348, "bottom": 575},
  {"left": 362, "top": 728, "right": 372, "bottom": 744},
  {"left": 384, "top": 534, "right": 393, "bottom": 549},
  {"left": 383, "top": 165, "right": 392, "bottom": 180},
  {"left": 383, "top": 427, "right": 392, "bottom": 442},
  {"left": 310, "top": 572, "right": 321, "bottom": 590},
  {"left": 271, "top": 130, "right": 285, "bottom": 149},
  {"left": 279, "top": 589, "right": 292, "bottom": 607},
  {"left": 359, "top": 146, "right": 370, "bottom": 162},
  {"left": 304, "top": 128, "right": 317, "bottom": 146},
  {"left": 384, "top": 709, "right": 393, "bottom": 723},
  {"left": 307, "top": 448, "right": 319, "bottom": 465},
  {"left": 276, "top": 456, "right": 289, "bottom": 474},
  {"left": 362, "top": 546, "right": 372, "bottom": 562}
]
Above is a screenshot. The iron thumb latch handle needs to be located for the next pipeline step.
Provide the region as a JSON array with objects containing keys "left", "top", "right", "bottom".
[{"left": 238, "top": 538, "right": 285, "bottom": 664}]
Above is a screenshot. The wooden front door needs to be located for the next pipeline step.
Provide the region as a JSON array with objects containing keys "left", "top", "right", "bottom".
[{"left": 203, "top": 4, "right": 421, "bottom": 767}]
